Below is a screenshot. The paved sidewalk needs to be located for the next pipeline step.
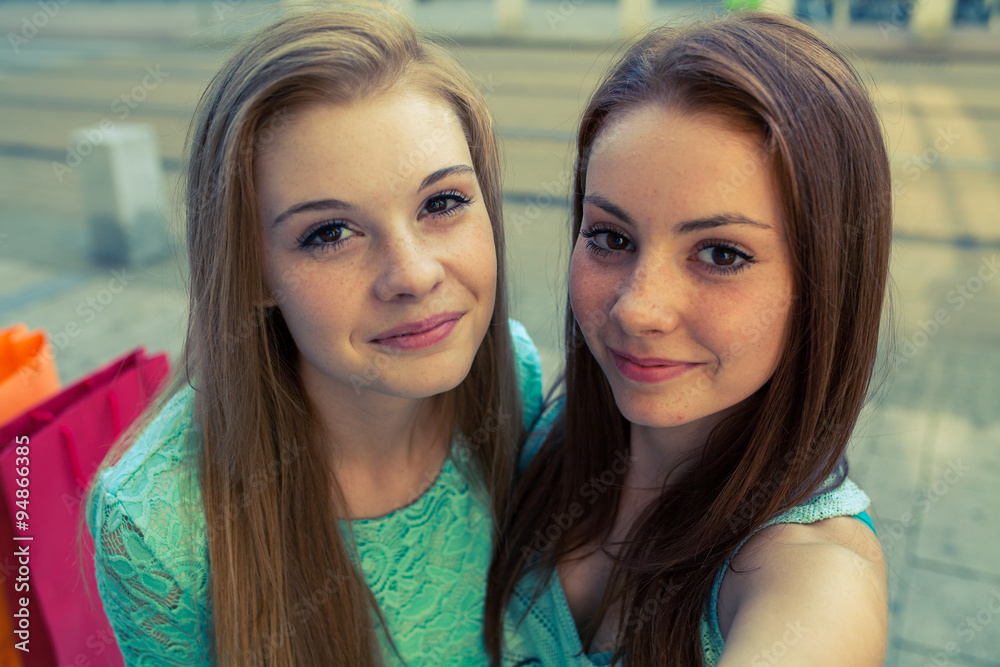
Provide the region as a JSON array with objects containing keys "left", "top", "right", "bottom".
[{"left": 0, "top": 3, "right": 998, "bottom": 665}]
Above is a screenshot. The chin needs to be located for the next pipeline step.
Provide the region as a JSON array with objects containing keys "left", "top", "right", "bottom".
[
  {"left": 611, "top": 390, "right": 697, "bottom": 429},
  {"left": 397, "top": 357, "right": 476, "bottom": 399}
]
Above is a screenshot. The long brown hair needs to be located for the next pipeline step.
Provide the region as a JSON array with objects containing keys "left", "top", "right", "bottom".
[
  {"left": 486, "top": 13, "right": 891, "bottom": 665},
  {"left": 161, "top": 4, "right": 519, "bottom": 665}
]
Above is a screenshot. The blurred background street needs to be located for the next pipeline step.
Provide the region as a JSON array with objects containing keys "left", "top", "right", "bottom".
[{"left": 0, "top": 0, "right": 997, "bottom": 664}]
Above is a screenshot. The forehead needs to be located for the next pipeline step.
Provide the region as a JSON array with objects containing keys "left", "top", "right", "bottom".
[
  {"left": 253, "top": 89, "right": 473, "bottom": 209},
  {"left": 585, "top": 106, "right": 781, "bottom": 230}
]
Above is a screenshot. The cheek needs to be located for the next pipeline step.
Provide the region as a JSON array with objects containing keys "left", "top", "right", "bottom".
[
  {"left": 264, "top": 254, "right": 328, "bottom": 311},
  {"left": 475, "top": 219, "right": 498, "bottom": 291},
  {"left": 569, "top": 243, "right": 608, "bottom": 334},
  {"left": 454, "top": 214, "right": 498, "bottom": 302},
  {"left": 719, "top": 284, "right": 793, "bottom": 375}
]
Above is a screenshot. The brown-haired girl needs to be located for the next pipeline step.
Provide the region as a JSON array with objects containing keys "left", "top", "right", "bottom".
[
  {"left": 86, "top": 4, "right": 542, "bottom": 665},
  {"left": 487, "top": 13, "right": 890, "bottom": 666}
]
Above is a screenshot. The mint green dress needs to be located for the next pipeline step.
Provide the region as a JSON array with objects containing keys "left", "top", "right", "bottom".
[
  {"left": 88, "top": 320, "right": 543, "bottom": 666},
  {"left": 502, "top": 398, "right": 874, "bottom": 666}
]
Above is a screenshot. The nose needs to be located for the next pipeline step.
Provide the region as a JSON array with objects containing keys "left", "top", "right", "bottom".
[
  {"left": 373, "top": 232, "right": 446, "bottom": 302},
  {"left": 609, "top": 262, "right": 682, "bottom": 337}
]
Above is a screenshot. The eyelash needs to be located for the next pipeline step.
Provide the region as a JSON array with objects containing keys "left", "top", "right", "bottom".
[
  {"left": 297, "top": 221, "right": 354, "bottom": 252},
  {"left": 579, "top": 227, "right": 756, "bottom": 275},
  {"left": 580, "top": 226, "right": 632, "bottom": 258},
  {"left": 296, "top": 190, "right": 473, "bottom": 252},
  {"left": 423, "top": 190, "right": 472, "bottom": 219},
  {"left": 693, "top": 238, "right": 756, "bottom": 276}
]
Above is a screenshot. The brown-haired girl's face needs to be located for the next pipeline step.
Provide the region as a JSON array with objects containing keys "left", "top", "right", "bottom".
[
  {"left": 571, "top": 106, "right": 793, "bottom": 433},
  {"left": 254, "top": 89, "right": 497, "bottom": 406}
]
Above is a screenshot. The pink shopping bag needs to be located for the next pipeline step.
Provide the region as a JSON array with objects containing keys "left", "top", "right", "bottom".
[{"left": 0, "top": 348, "right": 170, "bottom": 667}]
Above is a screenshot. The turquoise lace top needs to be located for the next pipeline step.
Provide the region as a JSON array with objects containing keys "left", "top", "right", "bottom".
[
  {"left": 88, "top": 320, "right": 543, "bottom": 666},
  {"left": 502, "top": 398, "right": 873, "bottom": 666}
]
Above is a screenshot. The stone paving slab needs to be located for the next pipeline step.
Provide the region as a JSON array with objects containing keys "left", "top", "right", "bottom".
[
  {"left": 917, "top": 485, "right": 1000, "bottom": 579},
  {"left": 0, "top": 7, "right": 998, "bottom": 664},
  {"left": 848, "top": 407, "right": 927, "bottom": 523},
  {"left": 0, "top": 255, "right": 188, "bottom": 384},
  {"left": 898, "top": 567, "right": 1000, "bottom": 664}
]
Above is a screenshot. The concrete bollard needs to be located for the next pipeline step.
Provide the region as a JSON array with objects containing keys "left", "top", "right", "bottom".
[
  {"left": 831, "top": 0, "right": 852, "bottom": 30},
  {"left": 496, "top": 0, "right": 526, "bottom": 32},
  {"left": 620, "top": 0, "right": 654, "bottom": 35},
  {"left": 910, "top": 0, "right": 957, "bottom": 42},
  {"left": 760, "top": 0, "right": 795, "bottom": 16},
  {"left": 70, "top": 123, "right": 169, "bottom": 266},
  {"left": 759, "top": 0, "right": 797, "bottom": 16}
]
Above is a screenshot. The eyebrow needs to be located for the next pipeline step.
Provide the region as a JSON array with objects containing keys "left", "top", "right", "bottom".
[
  {"left": 272, "top": 198, "right": 355, "bottom": 227},
  {"left": 420, "top": 164, "right": 475, "bottom": 191},
  {"left": 583, "top": 193, "right": 771, "bottom": 234},
  {"left": 583, "top": 194, "right": 637, "bottom": 227},
  {"left": 271, "top": 164, "right": 476, "bottom": 227},
  {"left": 674, "top": 214, "right": 771, "bottom": 234}
]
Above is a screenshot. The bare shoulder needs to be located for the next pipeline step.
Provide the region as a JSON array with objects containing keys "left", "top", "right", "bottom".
[{"left": 715, "top": 516, "right": 887, "bottom": 667}]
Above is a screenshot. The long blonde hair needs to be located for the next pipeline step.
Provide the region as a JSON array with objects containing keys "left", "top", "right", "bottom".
[{"left": 181, "top": 4, "right": 520, "bottom": 664}]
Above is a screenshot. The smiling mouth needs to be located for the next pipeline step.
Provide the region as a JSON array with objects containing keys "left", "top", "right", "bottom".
[
  {"left": 371, "top": 312, "right": 464, "bottom": 351},
  {"left": 607, "top": 347, "right": 701, "bottom": 383}
]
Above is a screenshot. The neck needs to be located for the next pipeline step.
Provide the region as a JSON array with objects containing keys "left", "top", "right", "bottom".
[
  {"left": 627, "top": 411, "right": 727, "bottom": 492},
  {"left": 300, "top": 364, "right": 455, "bottom": 519},
  {"left": 299, "top": 364, "right": 451, "bottom": 472},
  {"left": 332, "top": 394, "right": 445, "bottom": 468}
]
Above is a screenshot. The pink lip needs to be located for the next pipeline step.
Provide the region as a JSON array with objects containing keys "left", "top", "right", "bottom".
[
  {"left": 607, "top": 347, "right": 701, "bottom": 384},
  {"left": 371, "top": 312, "right": 463, "bottom": 351}
]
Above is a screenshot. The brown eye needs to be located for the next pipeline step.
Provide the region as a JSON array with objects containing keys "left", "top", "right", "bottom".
[
  {"left": 422, "top": 193, "right": 469, "bottom": 217},
  {"left": 298, "top": 222, "right": 356, "bottom": 250},
  {"left": 694, "top": 243, "right": 754, "bottom": 275},
  {"left": 711, "top": 247, "right": 738, "bottom": 265},
  {"left": 581, "top": 227, "right": 635, "bottom": 255},
  {"left": 316, "top": 226, "right": 343, "bottom": 243},
  {"left": 607, "top": 234, "right": 629, "bottom": 250}
]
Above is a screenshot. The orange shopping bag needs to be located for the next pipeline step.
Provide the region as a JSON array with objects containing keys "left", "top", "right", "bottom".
[
  {"left": 0, "top": 325, "right": 60, "bottom": 427},
  {"left": 0, "top": 324, "right": 61, "bottom": 667}
]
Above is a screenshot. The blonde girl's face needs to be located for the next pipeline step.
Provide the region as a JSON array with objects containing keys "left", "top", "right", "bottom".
[
  {"left": 570, "top": 106, "right": 794, "bottom": 432},
  {"left": 255, "top": 89, "right": 497, "bottom": 406}
]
